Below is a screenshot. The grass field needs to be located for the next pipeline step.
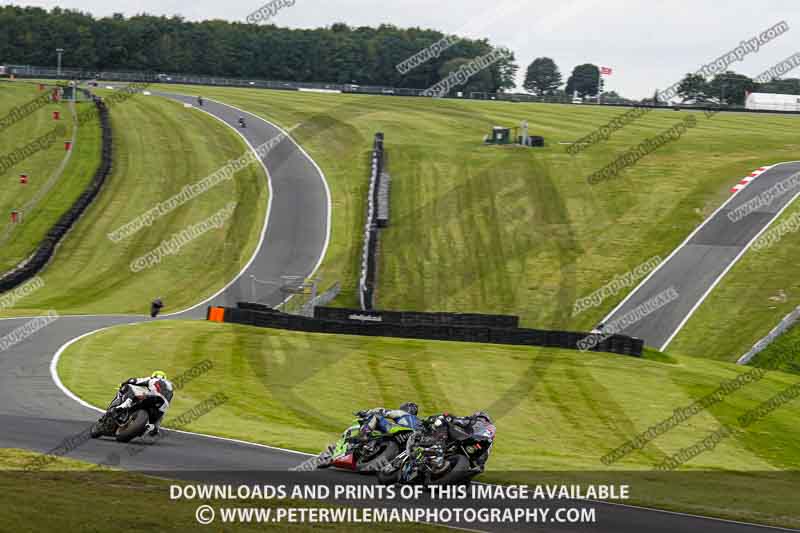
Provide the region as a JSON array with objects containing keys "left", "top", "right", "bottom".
[
  {"left": 0, "top": 81, "right": 102, "bottom": 273},
  {"left": 0, "top": 89, "right": 267, "bottom": 316},
  {"left": 159, "top": 85, "right": 800, "bottom": 344},
  {"left": 58, "top": 320, "right": 800, "bottom": 527},
  {"left": 0, "top": 448, "right": 438, "bottom": 532}
]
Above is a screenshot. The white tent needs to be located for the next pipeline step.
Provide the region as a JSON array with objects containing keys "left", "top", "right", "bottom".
[{"left": 745, "top": 92, "right": 800, "bottom": 112}]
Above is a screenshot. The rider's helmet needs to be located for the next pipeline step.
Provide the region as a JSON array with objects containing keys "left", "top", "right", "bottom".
[
  {"left": 151, "top": 370, "right": 168, "bottom": 380},
  {"left": 399, "top": 402, "right": 419, "bottom": 416},
  {"left": 472, "top": 411, "right": 492, "bottom": 424}
]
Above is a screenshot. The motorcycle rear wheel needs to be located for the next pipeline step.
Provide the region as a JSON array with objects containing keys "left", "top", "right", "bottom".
[{"left": 115, "top": 410, "right": 149, "bottom": 443}]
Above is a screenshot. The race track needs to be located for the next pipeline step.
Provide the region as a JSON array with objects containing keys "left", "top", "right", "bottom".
[
  {"left": 602, "top": 162, "right": 800, "bottom": 350},
  {"left": 0, "top": 91, "right": 791, "bottom": 532}
]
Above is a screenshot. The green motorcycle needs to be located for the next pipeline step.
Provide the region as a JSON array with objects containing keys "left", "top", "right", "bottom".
[{"left": 317, "top": 410, "right": 420, "bottom": 473}]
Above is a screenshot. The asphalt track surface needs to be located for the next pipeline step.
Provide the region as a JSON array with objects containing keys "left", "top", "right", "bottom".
[
  {"left": 0, "top": 90, "right": 792, "bottom": 532},
  {"left": 603, "top": 161, "right": 800, "bottom": 351}
]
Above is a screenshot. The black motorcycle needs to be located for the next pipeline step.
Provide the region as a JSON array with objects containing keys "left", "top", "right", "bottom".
[
  {"left": 90, "top": 384, "right": 164, "bottom": 443},
  {"left": 378, "top": 413, "right": 495, "bottom": 485},
  {"left": 238, "top": 117, "right": 246, "bottom": 128}
]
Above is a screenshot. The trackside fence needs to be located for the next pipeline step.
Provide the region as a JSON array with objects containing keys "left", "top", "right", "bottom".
[
  {"left": 314, "top": 306, "right": 519, "bottom": 328},
  {"left": 8, "top": 64, "right": 800, "bottom": 116},
  {"left": 208, "top": 305, "right": 644, "bottom": 357},
  {"left": 359, "top": 133, "right": 386, "bottom": 310}
]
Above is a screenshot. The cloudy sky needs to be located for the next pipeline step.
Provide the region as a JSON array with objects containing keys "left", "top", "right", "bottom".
[{"left": 15, "top": 0, "right": 800, "bottom": 97}]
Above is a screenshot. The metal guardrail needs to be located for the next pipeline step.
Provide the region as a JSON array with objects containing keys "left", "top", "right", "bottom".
[
  {"left": 300, "top": 282, "right": 341, "bottom": 317},
  {"left": 359, "top": 133, "right": 384, "bottom": 310},
  {"left": 738, "top": 305, "right": 800, "bottom": 364}
]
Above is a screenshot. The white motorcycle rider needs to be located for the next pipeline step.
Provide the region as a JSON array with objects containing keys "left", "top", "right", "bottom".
[
  {"left": 114, "top": 371, "right": 174, "bottom": 436},
  {"left": 91, "top": 371, "right": 174, "bottom": 442}
]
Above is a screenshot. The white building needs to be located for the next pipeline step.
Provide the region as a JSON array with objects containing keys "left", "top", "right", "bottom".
[{"left": 745, "top": 92, "right": 800, "bottom": 112}]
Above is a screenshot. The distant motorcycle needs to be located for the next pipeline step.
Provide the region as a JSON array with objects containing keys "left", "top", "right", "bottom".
[
  {"left": 378, "top": 413, "right": 495, "bottom": 485},
  {"left": 238, "top": 117, "right": 246, "bottom": 128},
  {"left": 90, "top": 384, "right": 164, "bottom": 443},
  {"left": 317, "top": 410, "right": 419, "bottom": 473}
]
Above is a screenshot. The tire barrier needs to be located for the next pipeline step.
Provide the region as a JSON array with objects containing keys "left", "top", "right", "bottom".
[
  {"left": 210, "top": 305, "right": 644, "bottom": 357},
  {"left": 0, "top": 90, "right": 111, "bottom": 292},
  {"left": 359, "top": 133, "right": 386, "bottom": 311},
  {"left": 314, "top": 306, "right": 519, "bottom": 329},
  {"left": 377, "top": 171, "right": 391, "bottom": 228}
]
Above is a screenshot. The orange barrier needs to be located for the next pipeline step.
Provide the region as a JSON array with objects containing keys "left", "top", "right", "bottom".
[{"left": 207, "top": 307, "right": 225, "bottom": 322}]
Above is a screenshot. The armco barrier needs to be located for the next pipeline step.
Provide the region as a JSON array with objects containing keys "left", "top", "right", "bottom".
[
  {"left": 211, "top": 305, "right": 643, "bottom": 357},
  {"left": 314, "top": 306, "right": 519, "bottom": 329},
  {"left": 738, "top": 304, "right": 800, "bottom": 364},
  {"left": 358, "top": 133, "right": 386, "bottom": 310},
  {"left": 0, "top": 90, "right": 112, "bottom": 292}
]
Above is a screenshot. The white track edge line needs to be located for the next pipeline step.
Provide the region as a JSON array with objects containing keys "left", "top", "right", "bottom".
[
  {"left": 600, "top": 163, "right": 777, "bottom": 325},
  {"left": 660, "top": 184, "right": 800, "bottom": 351},
  {"left": 49, "top": 324, "right": 315, "bottom": 458},
  {"left": 49, "top": 319, "right": 794, "bottom": 532},
  {"left": 35, "top": 94, "right": 795, "bottom": 532},
  {"left": 158, "top": 96, "right": 276, "bottom": 317},
  {"left": 202, "top": 96, "right": 332, "bottom": 284},
  {"left": 44, "top": 93, "right": 332, "bottom": 456}
]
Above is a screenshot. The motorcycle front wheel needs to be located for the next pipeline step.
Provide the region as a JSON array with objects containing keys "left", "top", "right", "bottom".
[
  {"left": 377, "top": 463, "right": 401, "bottom": 485},
  {"left": 356, "top": 440, "right": 399, "bottom": 474},
  {"left": 89, "top": 422, "right": 104, "bottom": 439}
]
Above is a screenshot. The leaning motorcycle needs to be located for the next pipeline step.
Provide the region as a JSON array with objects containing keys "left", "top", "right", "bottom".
[
  {"left": 317, "top": 411, "right": 419, "bottom": 474},
  {"left": 90, "top": 384, "right": 163, "bottom": 443},
  {"left": 378, "top": 414, "right": 495, "bottom": 485}
]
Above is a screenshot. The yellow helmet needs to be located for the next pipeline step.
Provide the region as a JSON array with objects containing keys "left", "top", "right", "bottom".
[{"left": 151, "top": 370, "right": 168, "bottom": 380}]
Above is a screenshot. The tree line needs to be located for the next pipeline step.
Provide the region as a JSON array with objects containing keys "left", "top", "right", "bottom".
[
  {"left": 523, "top": 56, "right": 800, "bottom": 105},
  {"left": 0, "top": 5, "right": 517, "bottom": 93}
]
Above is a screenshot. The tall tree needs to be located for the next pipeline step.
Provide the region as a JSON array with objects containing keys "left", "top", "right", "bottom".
[
  {"left": 709, "top": 71, "right": 756, "bottom": 105},
  {"left": 565, "top": 63, "right": 599, "bottom": 97},
  {"left": 492, "top": 47, "right": 519, "bottom": 92},
  {"left": 758, "top": 77, "right": 800, "bottom": 95},
  {"left": 0, "top": 5, "right": 516, "bottom": 91},
  {"left": 677, "top": 73, "right": 710, "bottom": 99},
  {"left": 438, "top": 57, "right": 495, "bottom": 95},
  {"left": 523, "top": 57, "right": 562, "bottom": 95}
]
